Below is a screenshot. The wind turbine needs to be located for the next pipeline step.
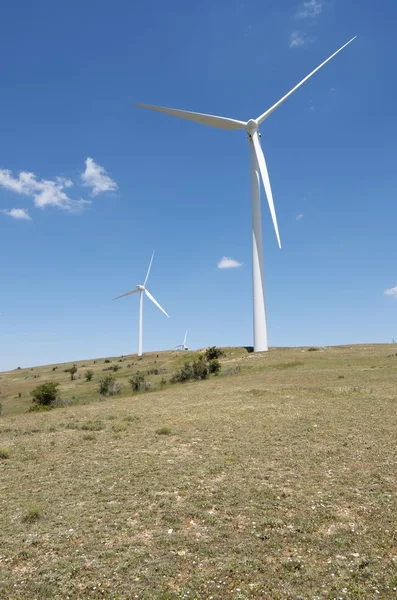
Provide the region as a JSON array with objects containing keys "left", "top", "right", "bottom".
[
  {"left": 174, "top": 330, "right": 188, "bottom": 351},
  {"left": 135, "top": 37, "right": 356, "bottom": 352},
  {"left": 113, "top": 251, "right": 169, "bottom": 357}
]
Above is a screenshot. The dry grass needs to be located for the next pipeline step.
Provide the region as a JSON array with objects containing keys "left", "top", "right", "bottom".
[{"left": 0, "top": 345, "right": 396, "bottom": 599}]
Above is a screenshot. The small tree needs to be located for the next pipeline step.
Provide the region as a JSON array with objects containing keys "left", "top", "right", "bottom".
[
  {"left": 66, "top": 364, "right": 78, "bottom": 381},
  {"left": 31, "top": 382, "right": 60, "bottom": 406},
  {"left": 205, "top": 346, "right": 224, "bottom": 361},
  {"left": 85, "top": 370, "right": 94, "bottom": 382}
]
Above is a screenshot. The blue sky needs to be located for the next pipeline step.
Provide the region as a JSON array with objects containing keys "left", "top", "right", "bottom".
[{"left": 1, "top": 0, "right": 396, "bottom": 370}]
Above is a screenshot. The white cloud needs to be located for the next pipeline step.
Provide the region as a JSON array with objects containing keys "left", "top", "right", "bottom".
[
  {"left": 81, "top": 157, "right": 118, "bottom": 196},
  {"left": 1, "top": 208, "right": 31, "bottom": 220},
  {"left": 296, "top": 0, "right": 323, "bottom": 19},
  {"left": 296, "top": 213, "right": 304, "bottom": 220},
  {"left": 217, "top": 256, "right": 243, "bottom": 269},
  {"left": 385, "top": 286, "right": 397, "bottom": 299},
  {"left": 0, "top": 169, "right": 89, "bottom": 212},
  {"left": 289, "top": 31, "right": 306, "bottom": 48}
]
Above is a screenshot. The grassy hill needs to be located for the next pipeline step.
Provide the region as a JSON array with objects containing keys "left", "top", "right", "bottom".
[{"left": 0, "top": 345, "right": 396, "bottom": 599}]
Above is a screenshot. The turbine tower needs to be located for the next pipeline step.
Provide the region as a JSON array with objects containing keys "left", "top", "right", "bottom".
[
  {"left": 135, "top": 37, "right": 356, "bottom": 352},
  {"left": 174, "top": 330, "right": 188, "bottom": 351},
  {"left": 113, "top": 251, "right": 169, "bottom": 357}
]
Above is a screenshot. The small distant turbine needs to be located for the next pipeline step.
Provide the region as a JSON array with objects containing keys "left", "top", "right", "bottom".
[
  {"left": 135, "top": 37, "right": 356, "bottom": 352},
  {"left": 113, "top": 251, "right": 169, "bottom": 357},
  {"left": 174, "top": 330, "right": 188, "bottom": 351}
]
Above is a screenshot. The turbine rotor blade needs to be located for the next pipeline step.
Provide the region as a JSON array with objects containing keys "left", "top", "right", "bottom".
[
  {"left": 144, "top": 289, "right": 169, "bottom": 317},
  {"left": 183, "top": 330, "right": 188, "bottom": 345},
  {"left": 251, "top": 131, "right": 281, "bottom": 249},
  {"left": 144, "top": 250, "right": 155, "bottom": 286},
  {"left": 135, "top": 102, "right": 247, "bottom": 131},
  {"left": 113, "top": 289, "right": 139, "bottom": 301},
  {"left": 256, "top": 36, "right": 357, "bottom": 125}
]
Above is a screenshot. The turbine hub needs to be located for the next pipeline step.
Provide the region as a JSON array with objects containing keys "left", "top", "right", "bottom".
[
  {"left": 137, "top": 285, "right": 145, "bottom": 291},
  {"left": 246, "top": 119, "right": 258, "bottom": 134}
]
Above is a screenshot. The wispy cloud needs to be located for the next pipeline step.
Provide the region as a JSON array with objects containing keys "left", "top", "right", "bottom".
[
  {"left": 217, "top": 256, "right": 243, "bottom": 269},
  {"left": 296, "top": 213, "right": 304, "bottom": 221},
  {"left": 385, "top": 286, "right": 397, "bottom": 299},
  {"left": 1, "top": 208, "right": 31, "bottom": 221},
  {"left": 290, "top": 31, "right": 306, "bottom": 48},
  {"left": 0, "top": 169, "right": 89, "bottom": 212},
  {"left": 296, "top": 0, "right": 323, "bottom": 19},
  {"left": 81, "top": 157, "right": 118, "bottom": 196}
]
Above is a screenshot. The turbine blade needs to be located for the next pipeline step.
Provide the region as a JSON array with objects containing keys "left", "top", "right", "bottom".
[
  {"left": 113, "top": 289, "right": 139, "bottom": 301},
  {"left": 251, "top": 131, "right": 281, "bottom": 248},
  {"left": 183, "top": 330, "right": 188, "bottom": 345},
  {"left": 144, "top": 250, "right": 155, "bottom": 286},
  {"left": 135, "top": 102, "right": 247, "bottom": 131},
  {"left": 256, "top": 36, "right": 357, "bottom": 125},
  {"left": 144, "top": 289, "right": 169, "bottom": 317}
]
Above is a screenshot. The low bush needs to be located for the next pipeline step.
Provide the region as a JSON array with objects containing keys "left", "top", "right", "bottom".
[
  {"left": 0, "top": 446, "right": 11, "bottom": 459},
  {"left": 31, "top": 382, "right": 60, "bottom": 406},
  {"left": 156, "top": 427, "right": 172, "bottom": 435},
  {"left": 28, "top": 404, "right": 53, "bottom": 413},
  {"left": 208, "top": 359, "right": 221, "bottom": 375},
  {"left": 129, "top": 371, "right": 149, "bottom": 392},
  {"left": 85, "top": 370, "right": 94, "bottom": 382},
  {"left": 205, "top": 346, "right": 224, "bottom": 361}
]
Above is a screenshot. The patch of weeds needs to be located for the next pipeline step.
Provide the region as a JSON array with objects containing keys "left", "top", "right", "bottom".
[
  {"left": 156, "top": 427, "right": 172, "bottom": 435},
  {"left": 48, "top": 426, "right": 57, "bottom": 432},
  {"left": 22, "top": 503, "right": 42, "bottom": 523},
  {"left": 27, "top": 404, "right": 53, "bottom": 413},
  {"left": 122, "top": 415, "right": 139, "bottom": 423},
  {"left": 106, "top": 415, "right": 117, "bottom": 420},
  {"left": 112, "top": 422, "right": 128, "bottom": 432},
  {"left": 307, "top": 347, "right": 319, "bottom": 352},
  {"left": 223, "top": 366, "right": 242, "bottom": 376},
  {"left": 82, "top": 433, "right": 96, "bottom": 441},
  {"left": 0, "top": 446, "right": 11, "bottom": 459},
  {"left": 338, "top": 375, "right": 345, "bottom": 379},
  {"left": 272, "top": 361, "right": 304, "bottom": 369},
  {"left": 65, "top": 423, "right": 80, "bottom": 430},
  {"left": 81, "top": 420, "right": 104, "bottom": 431}
]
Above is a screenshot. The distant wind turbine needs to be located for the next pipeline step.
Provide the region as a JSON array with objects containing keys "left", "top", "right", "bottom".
[
  {"left": 113, "top": 251, "right": 169, "bottom": 357},
  {"left": 174, "top": 330, "right": 188, "bottom": 351},
  {"left": 135, "top": 37, "right": 356, "bottom": 352}
]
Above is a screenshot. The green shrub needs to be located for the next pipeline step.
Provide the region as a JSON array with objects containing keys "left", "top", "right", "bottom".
[
  {"left": 208, "top": 359, "right": 221, "bottom": 375},
  {"left": 307, "top": 347, "right": 319, "bottom": 352},
  {"left": 27, "top": 404, "right": 53, "bottom": 413},
  {"left": 22, "top": 504, "right": 41, "bottom": 523},
  {"left": 171, "top": 356, "right": 209, "bottom": 383},
  {"left": 81, "top": 420, "right": 104, "bottom": 431},
  {"left": 104, "top": 359, "right": 111, "bottom": 364},
  {"left": 85, "top": 370, "right": 94, "bottom": 382},
  {"left": 205, "top": 346, "right": 224, "bottom": 361},
  {"left": 98, "top": 375, "right": 115, "bottom": 396},
  {"left": 31, "top": 382, "right": 60, "bottom": 406},
  {"left": 129, "top": 371, "right": 149, "bottom": 392},
  {"left": 156, "top": 427, "right": 172, "bottom": 435},
  {"left": 0, "top": 446, "right": 11, "bottom": 459}
]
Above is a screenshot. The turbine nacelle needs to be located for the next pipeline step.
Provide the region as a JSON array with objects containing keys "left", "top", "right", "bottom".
[
  {"left": 137, "top": 285, "right": 145, "bottom": 291},
  {"left": 246, "top": 119, "right": 258, "bottom": 135}
]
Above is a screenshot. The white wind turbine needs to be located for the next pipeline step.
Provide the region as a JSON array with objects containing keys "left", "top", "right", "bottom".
[
  {"left": 174, "top": 330, "right": 188, "bottom": 351},
  {"left": 113, "top": 251, "right": 169, "bottom": 357},
  {"left": 135, "top": 37, "right": 356, "bottom": 352}
]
